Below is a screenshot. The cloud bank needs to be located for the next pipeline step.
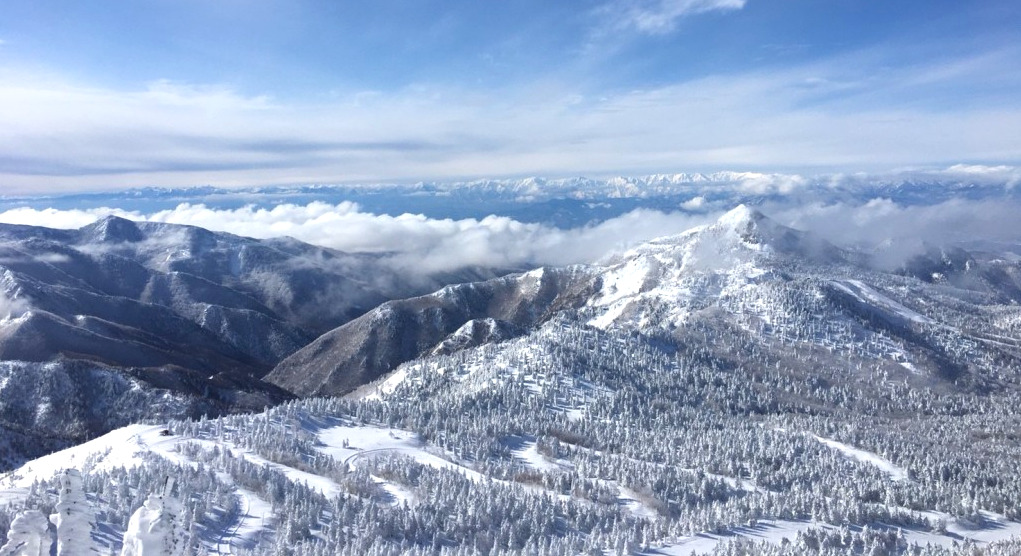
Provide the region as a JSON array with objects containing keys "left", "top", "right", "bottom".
[
  {"left": 770, "top": 198, "right": 1021, "bottom": 269},
  {"left": 0, "top": 203, "right": 714, "bottom": 274},
  {"left": 0, "top": 294, "right": 29, "bottom": 320},
  {"left": 3, "top": 198, "right": 1021, "bottom": 276}
]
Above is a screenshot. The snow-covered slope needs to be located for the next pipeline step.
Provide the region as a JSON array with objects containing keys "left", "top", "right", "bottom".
[
  {"left": 5, "top": 207, "right": 1021, "bottom": 555},
  {"left": 586, "top": 204, "right": 836, "bottom": 329},
  {"left": 0, "top": 216, "right": 513, "bottom": 469},
  {"left": 267, "top": 266, "right": 598, "bottom": 396},
  {"left": 275, "top": 206, "right": 1021, "bottom": 398}
]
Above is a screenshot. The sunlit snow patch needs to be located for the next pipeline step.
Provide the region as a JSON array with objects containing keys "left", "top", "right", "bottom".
[{"left": 317, "top": 424, "right": 485, "bottom": 482}]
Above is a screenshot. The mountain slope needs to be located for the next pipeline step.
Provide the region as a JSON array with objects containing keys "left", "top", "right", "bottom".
[
  {"left": 267, "top": 266, "right": 598, "bottom": 396},
  {"left": 4, "top": 207, "right": 1021, "bottom": 554},
  {"left": 272, "top": 206, "right": 1021, "bottom": 399},
  {"left": 0, "top": 216, "right": 513, "bottom": 466}
]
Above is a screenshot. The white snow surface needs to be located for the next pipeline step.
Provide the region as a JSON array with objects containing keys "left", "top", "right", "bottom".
[
  {"left": 51, "top": 469, "right": 95, "bottom": 556},
  {"left": 511, "top": 440, "right": 560, "bottom": 472},
  {"left": 0, "top": 425, "right": 169, "bottom": 489},
  {"left": 587, "top": 206, "right": 774, "bottom": 330},
  {"left": 830, "top": 279, "right": 935, "bottom": 325},
  {"left": 316, "top": 424, "right": 484, "bottom": 482},
  {"left": 1, "top": 418, "right": 1020, "bottom": 554},
  {"left": 363, "top": 367, "right": 410, "bottom": 399},
  {"left": 0, "top": 425, "right": 280, "bottom": 555},
  {"left": 0, "top": 509, "right": 50, "bottom": 556},
  {"left": 912, "top": 510, "right": 1021, "bottom": 548},
  {"left": 812, "top": 435, "right": 910, "bottom": 482},
  {"left": 120, "top": 486, "right": 186, "bottom": 556},
  {"left": 651, "top": 519, "right": 834, "bottom": 555},
  {"left": 223, "top": 487, "right": 273, "bottom": 551}
]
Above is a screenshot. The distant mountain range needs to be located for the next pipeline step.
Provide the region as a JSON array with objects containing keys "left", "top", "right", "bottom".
[{"left": 3, "top": 170, "right": 1018, "bottom": 227}]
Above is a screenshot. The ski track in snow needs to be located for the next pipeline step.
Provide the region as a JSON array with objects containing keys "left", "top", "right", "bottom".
[
  {"left": 317, "top": 424, "right": 486, "bottom": 483},
  {"left": 319, "top": 425, "right": 650, "bottom": 513},
  {"left": 215, "top": 490, "right": 247, "bottom": 555},
  {"left": 370, "top": 475, "right": 415, "bottom": 507},
  {"left": 511, "top": 440, "right": 561, "bottom": 472},
  {"left": 650, "top": 520, "right": 835, "bottom": 555},
  {"left": 505, "top": 439, "right": 663, "bottom": 520},
  {"left": 831, "top": 280, "right": 935, "bottom": 325},
  {"left": 4, "top": 420, "right": 1020, "bottom": 553},
  {"left": 811, "top": 434, "right": 910, "bottom": 482},
  {"left": 908, "top": 510, "right": 1021, "bottom": 547},
  {"left": 212, "top": 487, "right": 274, "bottom": 553}
]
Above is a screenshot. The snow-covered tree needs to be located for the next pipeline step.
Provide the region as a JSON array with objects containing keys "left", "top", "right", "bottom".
[
  {"left": 120, "top": 478, "right": 187, "bottom": 556},
  {"left": 0, "top": 510, "right": 51, "bottom": 556},
  {"left": 49, "top": 469, "right": 95, "bottom": 556}
]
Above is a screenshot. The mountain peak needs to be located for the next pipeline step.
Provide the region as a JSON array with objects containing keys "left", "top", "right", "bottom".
[
  {"left": 714, "top": 204, "right": 766, "bottom": 232},
  {"left": 707, "top": 206, "right": 847, "bottom": 264},
  {"left": 708, "top": 204, "right": 799, "bottom": 250},
  {"left": 80, "top": 215, "right": 144, "bottom": 243}
]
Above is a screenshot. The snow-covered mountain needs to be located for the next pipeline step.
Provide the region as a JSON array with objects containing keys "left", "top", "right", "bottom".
[
  {"left": 3, "top": 207, "right": 1021, "bottom": 554},
  {"left": 267, "top": 265, "right": 597, "bottom": 397},
  {"left": 0, "top": 216, "right": 509, "bottom": 467},
  {"left": 270, "top": 206, "right": 1021, "bottom": 398}
]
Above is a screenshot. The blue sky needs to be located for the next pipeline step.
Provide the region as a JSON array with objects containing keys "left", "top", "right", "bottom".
[{"left": 1, "top": 0, "right": 1019, "bottom": 193}]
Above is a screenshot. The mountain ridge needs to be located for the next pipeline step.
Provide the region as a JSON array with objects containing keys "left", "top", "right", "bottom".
[
  {"left": 0, "top": 216, "right": 513, "bottom": 466},
  {"left": 270, "top": 206, "right": 1021, "bottom": 399}
]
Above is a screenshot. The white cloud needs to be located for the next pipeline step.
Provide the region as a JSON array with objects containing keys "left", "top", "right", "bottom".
[
  {"left": 0, "top": 44, "right": 1019, "bottom": 194},
  {"left": 0, "top": 203, "right": 715, "bottom": 274},
  {"left": 603, "top": 0, "right": 746, "bottom": 35},
  {"left": 680, "top": 196, "right": 706, "bottom": 209},
  {"left": 0, "top": 291, "right": 30, "bottom": 320},
  {"left": 938, "top": 164, "right": 1021, "bottom": 188},
  {"left": 769, "top": 198, "right": 1021, "bottom": 268},
  {"left": 0, "top": 207, "right": 141, "bottom": 228},
  {"left": 3, "top": 197, "right": 1021, "bottom": 275},
  {"left": 731, "top": 172, "right": 807, "bottom": 195},
  {"left": 0, "top": 252, "right": 71, "bottom": 265}
]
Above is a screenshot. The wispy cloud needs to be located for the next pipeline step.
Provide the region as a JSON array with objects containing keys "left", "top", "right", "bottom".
[
  {"left": 597, "top": 0, "right": 746, "bottom": 35},
  {"left": 769, "top": 198, "right": 1021, "bottom": 268},
  {"left": 0, "top": 294, "right": 30, "bottom": 321},
  {"left": 0, "top": 43, "right": 1018, "bottom": 194},
  {"left": 938, "top": 164, "right": 1021, "bottom": 188}
]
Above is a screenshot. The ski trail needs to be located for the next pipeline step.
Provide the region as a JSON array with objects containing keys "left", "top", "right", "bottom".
[
  {"left": 215, "top": 491, "right": 250, "bottom": 555},
  {"left": 811, "top": 435, "right": 910, "bottom": 481}
]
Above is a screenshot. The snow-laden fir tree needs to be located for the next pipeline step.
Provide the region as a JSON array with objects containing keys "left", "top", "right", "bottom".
[
  {"left": 49, "top": 469, "right": 95, "bottom": 556},
  {"left": 120, "top": 478, "right": 187, "bottom": 556}
]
